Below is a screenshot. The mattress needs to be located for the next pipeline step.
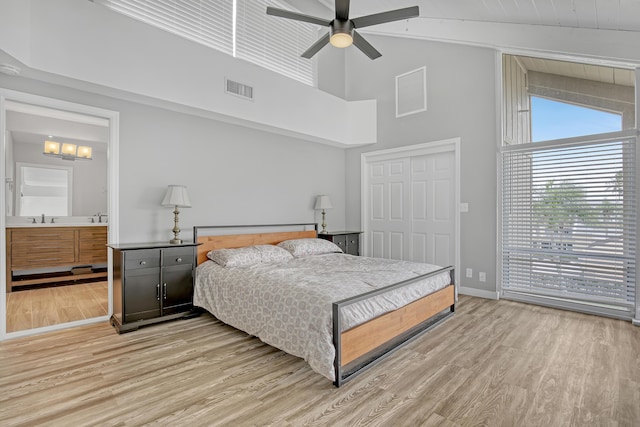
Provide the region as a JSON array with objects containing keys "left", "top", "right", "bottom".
[{"left": 194, "top": 253, "right": 451, "bottom": 380}]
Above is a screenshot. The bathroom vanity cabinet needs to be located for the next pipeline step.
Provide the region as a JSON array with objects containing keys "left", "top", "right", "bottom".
[{"left": 5, "top": 225, "right": 108, "bottom": 292}]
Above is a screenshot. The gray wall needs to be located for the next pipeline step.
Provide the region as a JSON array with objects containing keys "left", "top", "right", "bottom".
[
  {"left": 343, "top": 36, "right": 498, "bottom": 293},
  {"left": 1, "top": 75, "right": 347, "bottom": 243}
]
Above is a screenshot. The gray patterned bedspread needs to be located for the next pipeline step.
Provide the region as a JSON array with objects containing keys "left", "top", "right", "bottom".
[{"left": 194, "top": 253, "right": 451, "bottom": 380}]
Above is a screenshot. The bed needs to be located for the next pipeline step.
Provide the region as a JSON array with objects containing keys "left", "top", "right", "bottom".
[{"left": 193, "top": 223, "right": 456, "bottom": 387}]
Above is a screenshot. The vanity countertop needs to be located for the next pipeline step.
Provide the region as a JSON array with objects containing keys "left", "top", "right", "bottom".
[{"left": 7, "top": 223, "right": 108, "bottom": 228}]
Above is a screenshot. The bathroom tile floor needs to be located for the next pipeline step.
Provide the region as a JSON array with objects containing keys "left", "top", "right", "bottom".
[{"left": 6, "top": 281, "right": 108, "bottom": 332}]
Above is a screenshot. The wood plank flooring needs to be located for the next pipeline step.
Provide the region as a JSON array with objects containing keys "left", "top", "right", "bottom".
[
  {"left": 0, "top": 295, "right": 638, "bottom": 426},
  {"left": 6, "top": 281, "right": 108, "bottom": 332}
]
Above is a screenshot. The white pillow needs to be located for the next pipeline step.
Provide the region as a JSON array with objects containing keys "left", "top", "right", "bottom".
[
  {"left": 277, "top": 238, "right": 343, "bottom": 257},
  {"left": 207, "top": 245, "right": 292, "bottom": 267}
]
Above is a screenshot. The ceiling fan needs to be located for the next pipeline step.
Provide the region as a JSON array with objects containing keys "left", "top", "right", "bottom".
[{"left": 266, "top": 0, "right": 419, "bottom": 60}]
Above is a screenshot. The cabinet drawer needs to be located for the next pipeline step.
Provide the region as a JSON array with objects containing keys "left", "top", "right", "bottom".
[
  {"left": 332, "top": 235, "right": 347, "bottom": 251},
  {"left": 346, "top": 234, "right": 359, "bottom": 256},
  {"left": 124, "top": 249, "right": 160, "bottom": 270},
  {"left": 163, "top": 247, "right": 194, "bottom": 267},
  {"left": 78, "top": 228, "right": 107, "bottom": 263},
  {"left": 10, "top": 229, "right": 76, "bottom": 268}
]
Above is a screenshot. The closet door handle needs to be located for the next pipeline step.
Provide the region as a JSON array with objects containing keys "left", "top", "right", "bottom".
[
  {"left": 163, "top": 283, "right": 167, "bottom": 299},
  {"left": 156, "top": 284, "right": 160, "bottom": 301}
]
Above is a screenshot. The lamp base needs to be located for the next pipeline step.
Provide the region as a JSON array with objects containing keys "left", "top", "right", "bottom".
[{"left": 170, "top": 238, "right": 183, "bottom": 244}]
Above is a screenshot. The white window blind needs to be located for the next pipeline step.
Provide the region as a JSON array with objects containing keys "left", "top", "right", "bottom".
[
  {"left": 95, "top": 0, "right": 315, "bottom": 86},
  {"left": 94, "top": 0, "right": 234, "bottom": 56},
  {"left": 502, "top": 136, "right": 636, "bottom": 313},
  {"left": 235, "top": 0, "right": 315, "bottom": 85}
]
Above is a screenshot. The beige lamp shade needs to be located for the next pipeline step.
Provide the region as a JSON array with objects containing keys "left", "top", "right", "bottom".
[
  {"left": 161, "top": 185, "right": 192, "bottom": 208},
  {"left": 314, "top": 195, "right": 333, "bottom": 210},
  {"left": 44, "top": 140, "right": 61, "bottom": 155}
]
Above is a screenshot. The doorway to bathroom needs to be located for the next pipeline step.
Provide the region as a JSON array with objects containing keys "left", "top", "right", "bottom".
[{"left": 1, "top": 89, "right": 119, "bottom": 338}]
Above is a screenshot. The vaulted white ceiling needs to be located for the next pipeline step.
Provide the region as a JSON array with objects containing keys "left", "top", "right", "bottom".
[{"left": 319, "top": 0, "right": 640, "bottom": 32}]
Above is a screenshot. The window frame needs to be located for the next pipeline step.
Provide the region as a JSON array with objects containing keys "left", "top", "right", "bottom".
[{"left": 498, "top": 52, "right": 640, "bottom": 321}]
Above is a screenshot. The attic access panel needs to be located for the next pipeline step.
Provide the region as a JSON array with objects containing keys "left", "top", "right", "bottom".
[{"left": 396, "top": 66, "right": 427, "bottom": 118}]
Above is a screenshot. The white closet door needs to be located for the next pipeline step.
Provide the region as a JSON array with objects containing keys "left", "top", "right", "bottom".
[
  {"left": 368, "top": 158, "right": 412, "bottom": 260},
  {"left": 410, "top": 152, "right": 455, "bottom": 266},
  {"left": 366, "top": 150, "right": 455, "bottom": 265}
]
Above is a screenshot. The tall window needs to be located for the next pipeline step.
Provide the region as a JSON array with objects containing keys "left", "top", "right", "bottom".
[
  {"left": 94, "top": 0, "right": 315, "bottom": 85},
  {"left": 501, "top": 55, "right": 637, "bottom": 319}
]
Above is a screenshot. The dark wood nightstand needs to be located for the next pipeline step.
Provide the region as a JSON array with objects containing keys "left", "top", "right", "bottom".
[
  {"left": 318, "top": 231, "right": 362, "bottom": 256},
  {"left": 108, "top": 242, "right": 201, "bottom": 333}
]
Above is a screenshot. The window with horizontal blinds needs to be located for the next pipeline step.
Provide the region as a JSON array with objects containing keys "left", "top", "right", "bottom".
[
  {"left": 235, "top": 0, "right": 315, "bottom": 86},
  {"left": 94, "top": 0, "right": 315, "bottom": 86},
  {"left": 502, "top": 136, "right": 636, "bottom": 313},
  {"left": 94, "top": 0, "right": 234, "bottom": 55}
]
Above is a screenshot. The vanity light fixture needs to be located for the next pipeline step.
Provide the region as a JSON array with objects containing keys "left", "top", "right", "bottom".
[
  {"left": 314, "top": 195, "right": 333, "bottom": 233},
  {"left": 161, "top": 185, "right": 192, "bottom": 244},
  {"left": 43, "top": 140, "right": 93, "bottom": 160}
]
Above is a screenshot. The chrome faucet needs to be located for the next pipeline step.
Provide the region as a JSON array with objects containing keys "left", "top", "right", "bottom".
[
  {"left": 97, "top": 212, "right": 103, "bottom": 223},
  {"left": 41, "top": 213, "right": 45, "bottom": 223}
]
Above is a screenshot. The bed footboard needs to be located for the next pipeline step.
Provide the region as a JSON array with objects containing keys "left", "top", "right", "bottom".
[{"left": 332, "top": 266, "right": 455, "bottom": 387}]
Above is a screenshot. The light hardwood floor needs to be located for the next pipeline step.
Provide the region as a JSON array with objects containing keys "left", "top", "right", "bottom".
[
  {"left": 6, "top": 281, "right": 108, "bottom": 332},
  {"left": 0, "top": 295, "right": 638, "bottom": 426}
]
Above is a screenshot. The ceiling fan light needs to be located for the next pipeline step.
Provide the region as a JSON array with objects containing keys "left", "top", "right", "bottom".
[{"left": 330, "top": 32, "right": 353, "bottom": 48}]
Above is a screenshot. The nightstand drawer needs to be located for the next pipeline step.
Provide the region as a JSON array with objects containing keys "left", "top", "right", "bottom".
[
  {"left": 125, "top": 250, "right": 160, "bottom": 270},
  {"left": 163, "top": 247, "right": 194, "bottom": 267},
  {"left": 318, "top": 231, "right": 362, "bottom": 256},
  {"left": 332, "top": 235, "right": 347, "bottom": 251}
]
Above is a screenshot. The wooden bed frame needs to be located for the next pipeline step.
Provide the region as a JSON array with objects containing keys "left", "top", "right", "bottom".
[{"left": 193, "top": 223, "right": 456, "bottom": 387}]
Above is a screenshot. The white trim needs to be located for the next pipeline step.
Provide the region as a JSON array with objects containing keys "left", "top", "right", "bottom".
[
  {"left": 632, "top": 318, "right": 640, "bottom": 326},
  {"left": 636, "top": 67, "right": 640, "bottom": 323},
  {"left": 4, "top": 315, "right": 110, "bottom": 339},
  {"left": 361, "top": 138, "right": 461, "bottom": 288},
  {"left": 459, "top": 286, "right": 500, "bottom": 300},
  {"left": 495, "top": 49, "right": 504, "bottom": 299},
  {"left": 0, "top": 89, "right": 119, "bottom": 340}
]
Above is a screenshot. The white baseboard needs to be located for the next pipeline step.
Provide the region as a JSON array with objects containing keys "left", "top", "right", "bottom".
[
  {"left": 633, "top": 318, "right": 640, "bottom": 327},
  {"left": 459, "top": 286, "right": 500, "bottom": 300}
]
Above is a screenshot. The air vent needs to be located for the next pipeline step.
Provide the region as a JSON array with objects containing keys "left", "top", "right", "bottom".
[{"left": 225, "top": 78, "right": 254, "bottom": 101}]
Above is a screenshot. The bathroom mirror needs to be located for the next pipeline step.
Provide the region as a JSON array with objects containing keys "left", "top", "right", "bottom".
[{"left": 15, "top": 163, "right": 72, "bottom": 216}]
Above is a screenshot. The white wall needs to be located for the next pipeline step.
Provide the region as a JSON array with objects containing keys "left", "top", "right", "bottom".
[
  {"left": 0, "top": 0, "right": 376, "bottom": 147},
  {"left": 344, "top": 36, "right": 498, "bottom": 293},
  {"left": 0, "top": 74, "right": 347, "bottom": 243},
  {"left": 11, "top": 142, "right": 107, "bottom": 216}
]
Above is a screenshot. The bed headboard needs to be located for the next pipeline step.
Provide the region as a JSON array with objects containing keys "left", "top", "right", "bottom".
[{"left": 193, "top": 223, "right": 318, "bottom": 265}]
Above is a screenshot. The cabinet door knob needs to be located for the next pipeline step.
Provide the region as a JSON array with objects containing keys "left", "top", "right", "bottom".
[
  {"left": 176, "top": 257, "right": 182, "bottom": 263},
  {"left": 140, "top": 260, "right": 147, "bottom": 266}
]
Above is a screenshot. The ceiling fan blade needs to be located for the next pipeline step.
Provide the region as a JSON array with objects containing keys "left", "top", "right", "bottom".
[
  {"left": 351, "top": 6, "right": 419, "bottom": 29},
  {"left": 335, "top": 0, "right": 350, "bottom": 21},
  {"left": 352, "top": 31, "right": 382, "bottom": 60},
  {"left": 301, "top": 32, "right": 331, "bottom": 59},
  {"left": 266, "top": 7, "right": 331, "bottom": 27}
]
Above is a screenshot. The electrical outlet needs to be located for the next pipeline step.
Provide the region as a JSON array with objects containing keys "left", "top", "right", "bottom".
[
  {"left": 466, "top": 268, "right": 473, "bottom": 278},
  {"left": 479, "top": 272, "right": 486, "bottom": 282}
]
